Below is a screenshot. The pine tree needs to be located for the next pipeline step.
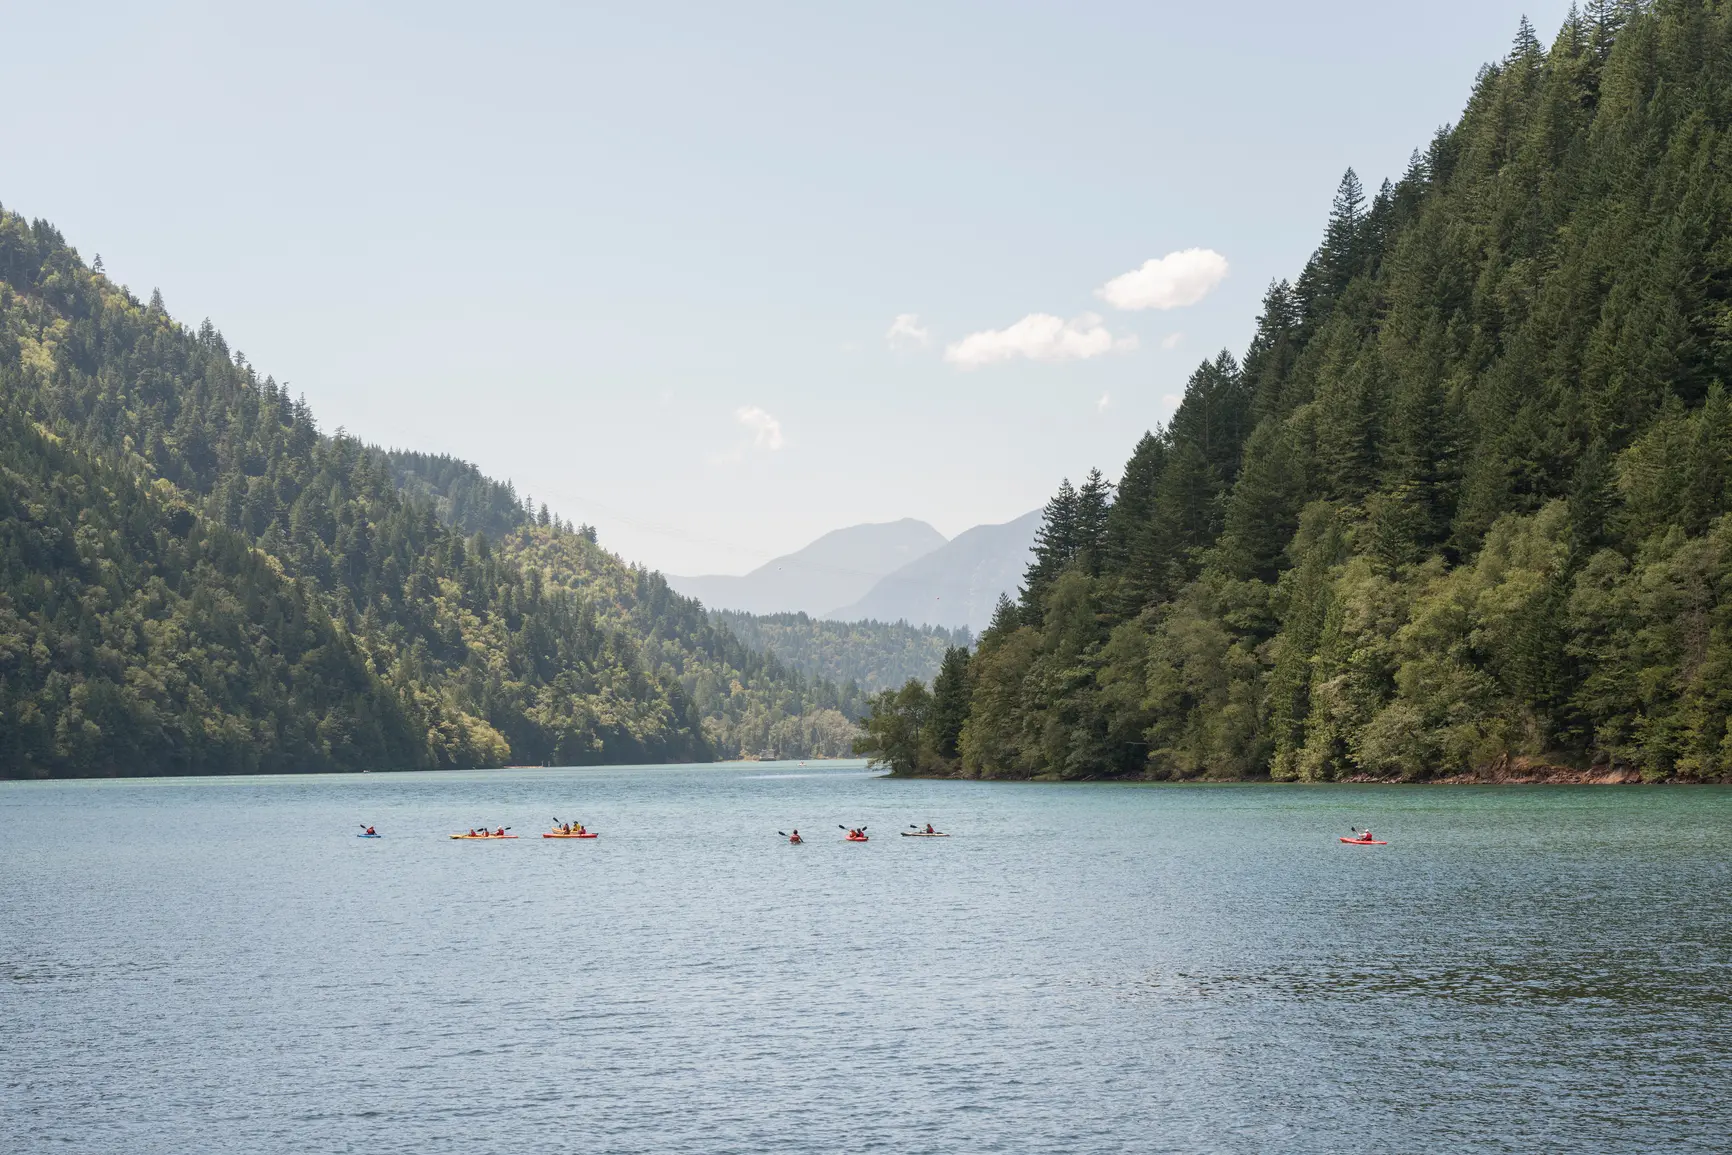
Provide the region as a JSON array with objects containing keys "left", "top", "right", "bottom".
[
  {"left": 1021, "top": 478, "right": 1078, "bottom": 621},
  {"left": 1244, "top": 281, "right": 1302, "bottom": 422},
  {"left": 1075, "top": 468, "right": 1113, "bottom": 574},
  {"left": 1512, "top": 15, "right": 1542, "bottom": 62},
  {"left": 1383, "top": 368, "right": 1458, "bottom": 550},
  {"left": 1681, "top": 385, "right": 1730, "bottom": 535},
  {"left": 924, "top": 646, "right": 973, "bottom": 763},
  {"left": 1104, "top": 432, "right": 1167, "bottom": 569},
  {"left": 1585, "top": 0, "right": 1626, "bottom": 60},
  {"left": 1294, "top": 167, "right": 1369, "bottom": 319},
  {"left": 1218, "top": 420, "right": 1305, "bottom": 581}
]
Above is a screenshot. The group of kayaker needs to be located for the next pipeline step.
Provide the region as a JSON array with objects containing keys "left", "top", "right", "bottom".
[
  {"left": 778, "top": 822, "right": 946, "bottom": 844},
  {"left": 553, "top": 821, "right": 588, "bottom": 835}
]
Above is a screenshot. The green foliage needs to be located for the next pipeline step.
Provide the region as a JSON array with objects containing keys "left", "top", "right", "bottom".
[
  {"left": 709, "top": 610, "right": 966, "bottom": 701},
  {"left": 852, "top": 679, "right": 932, "bottom": 775},
  {"left": 897, "top": 2, "right": 1732, "bottom": 782},
  {"left": 851, "top": 645, "right": 974, "bottom": 775},
  {"left": 0, "top": 205, "right": 855, "bottom": 776}
]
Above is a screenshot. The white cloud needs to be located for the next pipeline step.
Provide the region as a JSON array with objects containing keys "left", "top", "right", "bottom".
[
  {"left": 944, "top": 312, "right": 1136, "bottom": 369},
  {"left": 1097, "top": 392, "right": 1112, "bottom": 412},
  {"left": 1097, "top": 248, "right": 1229, "bottom": 311},
  {"left": 1161, "top": 331, "right": 1184, "bottom": 350},
  {"left": 736, "top": 405, "right": 784, "bottom": 450},
  {"left": 885, "top": 313, "right": 931, "bottom": 350}
]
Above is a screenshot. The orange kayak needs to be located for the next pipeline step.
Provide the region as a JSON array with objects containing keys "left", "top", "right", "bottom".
[
  {"left": 543, "top": 831, "right": 598, "bottom": 838},
  {"left": 846, "top": 834, "right": 869, "bottom": 842},
  {"left": 450, "top": 833, "right": 518, "bottom": 840},
  {"left": 1339, "top": 837, "right": 1387, "bottom": 845}
]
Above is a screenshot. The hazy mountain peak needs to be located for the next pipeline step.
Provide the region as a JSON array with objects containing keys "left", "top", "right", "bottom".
[
  {"left": 825, "top": 510, "right": 1040, "bottom": 631},
  {"left": 666, "top": 518, "right": 947, "bottom": 616}
]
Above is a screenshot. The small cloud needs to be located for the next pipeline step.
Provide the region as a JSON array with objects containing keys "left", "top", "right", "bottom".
[
  {"left": 944, "top": 312, "right": 1134, "bottom": 369},
  {"left": 1161, "top": 332, "right": 1184, "bottom": 350},
  {"left": 1097, "top": 249, "right": 1229, "bottom": 311},
  {"left": 885, "top": 313, "right": 931, "bottom": 351},
  {"left": 1097, "top": 392, "right": 1112, "bottom": 412},
  {"left": 736, "top": 405, "right": 784, "bottom": 450}
]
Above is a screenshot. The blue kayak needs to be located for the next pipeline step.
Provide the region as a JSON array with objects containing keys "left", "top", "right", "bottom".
[{"left": 357, "top": 832, "right": 382, "bottom": 838}]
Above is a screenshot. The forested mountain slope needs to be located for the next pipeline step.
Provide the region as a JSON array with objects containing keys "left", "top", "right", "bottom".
[
  {"left": 0, "top": 212, "right": 857, "bottom": 777},
  {"left": 712, "top": 610, "right": 969, "bottom": 694},
  {"left": 860, "top": 2, "right": 1732, "bottom": 783}
]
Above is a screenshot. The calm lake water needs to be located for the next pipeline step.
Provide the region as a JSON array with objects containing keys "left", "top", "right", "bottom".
[{"left": 4, "top": 762, "right": 1730, "bottom": 1153}]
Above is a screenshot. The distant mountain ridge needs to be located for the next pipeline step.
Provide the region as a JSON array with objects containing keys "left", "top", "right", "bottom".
[
  {"left": 667, "top": 518, "right": 945, "bottom": 616},
  {"left": 827, "top": 511, "right": 1040, "bottom": 632},
  {"left": 713, "top": 611, "right": 969, "bottom": 695}
]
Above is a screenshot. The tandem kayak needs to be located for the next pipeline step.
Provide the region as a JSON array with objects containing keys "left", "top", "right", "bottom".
[
  {"left": 1339, "top": 837, "right": 1387, "bottom": 845},
  {"left": 901, "top": 832, "right": 948, "bottom": 837},
  {"left": 543, "top": 832, "right": 598, "bottom": 839},
  {"left": 450, "top": 833, "right": 518, "bottom": 840},
  {"left": 845, "top": 834, "right": 869, "bottom": 842}
]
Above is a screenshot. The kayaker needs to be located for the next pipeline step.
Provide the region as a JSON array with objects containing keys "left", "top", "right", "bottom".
[
  {"left": 561, "top": 822, "right": 571, "bottom": 834},
  {"left": 494, "top": 827, "right": 506, "bottom": 837},
  {"left": 924, "top": 823, "right": 935, "bottom": 834},
  {"left": 467, "top": 828, "right": 478, "bottom": 837},
  {"left": 364, "top": 826, "right": 376, "bottom": 835},
  {"left": 1359, "top": 830, "right": 1374, "bottom": 843}
]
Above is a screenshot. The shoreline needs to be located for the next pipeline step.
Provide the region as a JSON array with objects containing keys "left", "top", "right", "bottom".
[{"left": 884, "top": 762, "right": 1727, "bottom": 785}]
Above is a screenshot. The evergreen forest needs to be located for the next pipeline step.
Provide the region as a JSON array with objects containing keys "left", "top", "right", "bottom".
[
  {"left": 0, "top": 213, "right": 863, "bottom": 777},
  {"left": 711, "top": 611, "right": 968, "bottom": 696},
  {"left": 858, "top": 2, "right": 1732, "bottom": 783}
]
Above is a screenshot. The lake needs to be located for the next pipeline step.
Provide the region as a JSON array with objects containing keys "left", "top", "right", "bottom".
[{"left": 4, "top": 762, "right": 1730, "bottom": 1153}]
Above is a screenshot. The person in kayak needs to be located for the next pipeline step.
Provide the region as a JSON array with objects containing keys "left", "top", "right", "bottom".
[
  {"left": 790, "top": 829, "right": 802, "bottom": 843},
  {"left": 924, "top": 823, "right": 935, "bottom": 834},
  {"left": 494, "top": 827, "right": 506, "bottom": 837},
  {"left": 467, "top": 828, "right": 478, "bottom": 837},
  {"left": 1358, "top": 830, "right": 1374, "bottom": 842},
  {"left": 363, "top": 826, "right": 376, "bottom": 835}
]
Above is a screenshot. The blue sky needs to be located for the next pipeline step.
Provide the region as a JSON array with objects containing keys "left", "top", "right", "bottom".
[{"left": 3, "top": 0, "right": 1572, "bottom": 574}]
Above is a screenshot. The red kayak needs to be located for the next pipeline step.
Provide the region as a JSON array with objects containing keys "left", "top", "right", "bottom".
[
  {"left": 846, "top": 834, "right": 869, "bottom": 842},
  {"left": 1339, "top": 837, "right": 1387, "bottom": 845}
]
